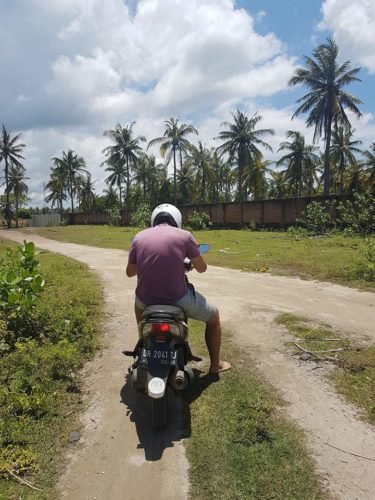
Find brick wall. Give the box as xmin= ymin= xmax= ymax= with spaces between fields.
xmin=68 ymin=194 xmax=361 ymax=227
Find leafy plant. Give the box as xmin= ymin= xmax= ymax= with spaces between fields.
xmin=106 ymin=206 xmax=121 ymax=226
xmin=336 ymin=193 xmax=375 ymax=235
xmin=299 ymin=201 xmax=335 ymax=234
xmin=187 ymin=211 xmax=212 ymax=231
xmin=130 ymin=203 xmax=151 ymax=227
xmin=0 ymin=241 xmax=44 ymax=316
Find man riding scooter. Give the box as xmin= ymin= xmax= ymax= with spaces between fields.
xmin=126 ymin=203 xmax=230 ymax=374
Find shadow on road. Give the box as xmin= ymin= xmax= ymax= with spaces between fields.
xmin=120 ymin=368 xmax=219 ymax=461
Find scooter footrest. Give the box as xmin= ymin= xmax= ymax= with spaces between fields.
xmin=122 ymin=350 xmax=135 ymax=357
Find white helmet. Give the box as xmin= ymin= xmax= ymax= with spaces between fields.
xmin=151 ymin=203 xmax=182 ymax=228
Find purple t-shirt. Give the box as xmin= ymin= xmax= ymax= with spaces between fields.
xmin=128 ymin=224 xmax=201 ymax=305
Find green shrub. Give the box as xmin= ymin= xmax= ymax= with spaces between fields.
xmin=0 ymin=445 xmax=38 ymax=478
xmin=106 ymin=207 xmax=121 ymax=226
xmin=355 ymin=237 xmax=375 ymax=282
xmin=17 ymin=208 xmax=32 ymax=220
xmin=336 ymin=193 xmax=375 ymax=235
xmin=130 ymin=203 xmax=151 ymax=227
xmin=300 ymin=201 xmax=335 ymax=235
xmin=187 ymin=211 xmax=212 ymax=231
xmin=0 ymin=242 xmax=45 ymax=351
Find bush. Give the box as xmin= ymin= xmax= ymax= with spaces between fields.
xmin=17 ymin=208 xmax=32 ymax=220
xmin=187 ymin=211 xmax=212 ymax=231
xmin=106 ymin=207 xmax=121 ymax=226
xmin=299 ymin=201 xmax=335 ymax=235
xmin=130 ymin=204 xmax=151 ymax=227
xmin=0 ymin=242 xmax=45 ymax=352
xmin=336 ymin=193 xmax=375 ymax=235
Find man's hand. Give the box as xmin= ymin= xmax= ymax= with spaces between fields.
xmin=190 ymin=255 xmax=207 ymax=273
xmin=126 ymin=263 xmax=137 ymax=277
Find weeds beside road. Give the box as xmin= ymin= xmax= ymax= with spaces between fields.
xmin=0 ymin=239 xmax=103 ymax=498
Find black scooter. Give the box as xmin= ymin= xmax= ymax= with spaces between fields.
xmin=124 ymin=244 xmax=209 ymax=429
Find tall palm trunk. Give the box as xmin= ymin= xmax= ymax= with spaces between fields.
xmin=119 ymin=183 xmax=123 ymax=209
xmin=5 ymin=157 xmax=11 ymax=228
xmin=69 ymin=172 xmax=74 ymax=213
xmin=323 ymin=119 xmax=332 ymax=195
xmin=339 ymin=155 xmax=345 ymax=195
xmin=15 ymin=193 xmax=19 ymax=228
xmin=173 ymin=147 xmax=177 ymax=205
xmin=126 ymin=158 xmax=130 ymax=209
xmin=238 ymin=147 xmax=244 ymax=201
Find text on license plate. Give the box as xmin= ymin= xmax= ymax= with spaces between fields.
xmin=142 ymin=349 xmax=177 ymax=361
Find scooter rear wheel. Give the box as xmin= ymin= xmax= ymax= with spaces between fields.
xmin=151 ymin=392 xmax=167 ymax=429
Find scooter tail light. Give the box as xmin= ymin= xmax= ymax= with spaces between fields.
xmin=141 ymin=321 xmax=183 ymax=339
xmin=151 ymin=323 xmax=170 ymax=333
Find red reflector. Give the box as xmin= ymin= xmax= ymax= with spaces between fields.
xmin=151 ymin=323 xmax=170 ymax=333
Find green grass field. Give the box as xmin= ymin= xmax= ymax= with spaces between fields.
xmin=20 ymin=225 xmax=375 ymax=289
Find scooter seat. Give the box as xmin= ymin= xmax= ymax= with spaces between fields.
xmin=141 ymin=304 xmax=186 ymax=321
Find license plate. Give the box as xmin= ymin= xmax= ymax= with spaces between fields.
xmin=141 ymin=347 xmax=177 ymax=366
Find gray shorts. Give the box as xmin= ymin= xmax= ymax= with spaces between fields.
xmin=135 ymin=287 xmax=217 ymax=322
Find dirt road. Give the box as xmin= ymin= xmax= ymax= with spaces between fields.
xmin=2 ymin=230 xmax=375 ymax=500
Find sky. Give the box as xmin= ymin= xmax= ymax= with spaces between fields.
xmin=1 ymin=0 xmax=375 ymax=206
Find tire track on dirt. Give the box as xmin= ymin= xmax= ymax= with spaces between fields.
xmin=1 ymin=231 xmax=189 ymax=500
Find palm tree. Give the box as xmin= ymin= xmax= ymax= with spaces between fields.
xmin=245 ymin=157 xmax=271 ymax=200
xmin=103 ymin=123 xmax=146 ymax=209
xmin=103 ymin=185 xmax=120 ymax=209
xmin=277 ymin=131 xmax=319 ymax=197
xmin=289 ymin=37 xmax=362 ymax=195
xmin=103 ymin=158 xmax=126 ymax=208
xmin=267 ymin=170 xmax=288 ymax=199
xmin=330 ymin=127 xmax=362 ymax=194
xmin=211 ymin=152 xmax=235 ymax=202
xmin=77 ymin=174 xmax=96 ymax=212
xmin=345 ymin=162 xmax=367 ymax=194
xmin=51 ymin=150 xmax=88 ymax=213
xmin=148 ymin=117 xmax=198 ymax=205
xmin=8 ymin=165 xmax=29 ymax=227
xmin=0 ymin=125 xmax=26 ymax=228
xmin=216 ymin=110 xmax=274 ymax=201
xmin=362 ymin=143 xmax=375 ymax=193
xmin=176 ymin=162 xmax=196 ymax=205
xmin=189 ymin=142 xmax=213 ymax=203
xmin=132 ymin=154 xmax=165 ymax=206
xmin=45 ymin=167 xmax=68 ymax=215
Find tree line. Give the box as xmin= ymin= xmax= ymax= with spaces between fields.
xmin=1 ymin=38 xmax=374 ymax=228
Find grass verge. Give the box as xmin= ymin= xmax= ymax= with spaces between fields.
xmin=0 ymin=239 xmax=103 ymax=498
xmin=276 ymin=313 xmax=375 ymax=426
xmin=21 ymin=226 xmax=375 ymax=290
xmin=183 ymin=320 xmax=324 ymax=499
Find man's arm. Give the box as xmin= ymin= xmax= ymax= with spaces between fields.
xmin=190 ymin=255 xmax=207 ymax=273
xmin=126 ymin=262 xmax=137 ymax=277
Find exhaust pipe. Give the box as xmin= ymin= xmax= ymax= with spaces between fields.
xmin=170 ymin=370 xmax=188 ymax=390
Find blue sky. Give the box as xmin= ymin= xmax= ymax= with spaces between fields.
xmin=1 ymin=0 xmax=374 ymax=206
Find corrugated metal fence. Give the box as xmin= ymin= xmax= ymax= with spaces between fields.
xmin=30 ymin=214 xmax=61 ymax=227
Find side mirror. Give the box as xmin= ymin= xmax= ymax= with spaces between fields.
xmin=199 ymin=243 xmax=210 ymax=254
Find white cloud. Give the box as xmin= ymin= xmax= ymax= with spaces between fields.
xmin=320 ymin=0 xmax=375 ymax=73
xmin=4 ymin=0 xmax=374 ymax=206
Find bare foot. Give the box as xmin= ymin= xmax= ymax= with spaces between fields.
xmin=209 ymin=360 xmax=231 ymax=374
